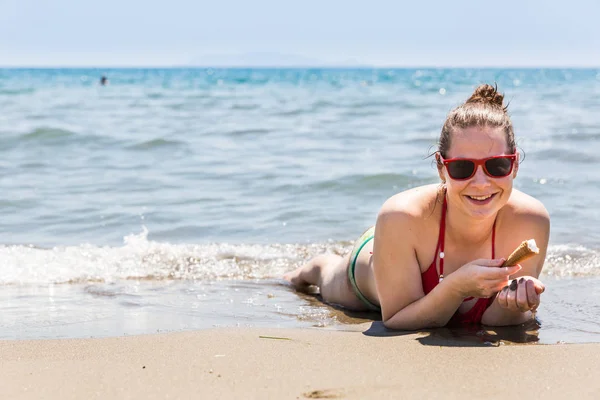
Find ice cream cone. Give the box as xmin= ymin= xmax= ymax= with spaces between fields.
xmin=504 ymin=239 xmax=539 ymax=266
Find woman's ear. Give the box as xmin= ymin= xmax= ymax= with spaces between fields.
xmin=436 ymin=153 xmax=446 ymax=182
xmin=513 ymin=152 xmax=520 ymax=178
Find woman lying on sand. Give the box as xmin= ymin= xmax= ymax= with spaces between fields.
xmin=285 ymin=84 xmax=550 ymax=330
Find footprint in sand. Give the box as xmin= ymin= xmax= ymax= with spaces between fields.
xmin=303 ymin=388 xmax=345 ymax=399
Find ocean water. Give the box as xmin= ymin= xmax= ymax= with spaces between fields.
xmin=1 ymin=68 xmax=599 ymax=344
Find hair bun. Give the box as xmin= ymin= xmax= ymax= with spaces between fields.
xmin=466 ymin=84 xmax=505 ymax=108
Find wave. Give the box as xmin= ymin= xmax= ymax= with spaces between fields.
xmin=146 ymin=92 xmax=165 ymax=99
xmin=548 ymin=131 xmax=600 ymax=142
xmin=229 ymin=103 xmax=261 ymax=110
xmin=0 ymin=87 xmax=36 ymax=95
xmin=297 ymin=173 xmax=429 ymax=194
xmin=544 ymin=245 xmax=600 ymax=277
xmin=1 ymin=228 xmax=597 ymax=286
xmin=528 ymin=148 xmax=600 ymax=164
xmin=21 ymin=127 xmax=76 ymax=141
xmin=0 ymin=228 xmax=346 ymax=285
xmin=226 ymin=128 xmax=271 ymax=137
xmin=127 ymin=138 xmax=187 ymax=150
xmin=6 ymin=127 xmax=126 ymax=150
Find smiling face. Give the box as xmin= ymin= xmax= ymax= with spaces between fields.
xmin=437 ymin=125 xmax=518 ymax=220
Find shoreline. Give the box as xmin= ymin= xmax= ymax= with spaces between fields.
xmin=2 ymin=325 xmax=599 ymax=399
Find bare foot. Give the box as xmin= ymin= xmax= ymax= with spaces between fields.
xmin=283 ymin=254 xmax=341 ymax=294
xmin=283 ymin=267 xmax=310 ymax=291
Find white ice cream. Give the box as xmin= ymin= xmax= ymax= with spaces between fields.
xmin=527 ymin=239 xmax=539 ymax=253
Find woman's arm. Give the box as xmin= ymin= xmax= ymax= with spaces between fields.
xmin=481 ymin=203 xmax=551 ymax=326
xmin=372 ymin=207 xmax=463 ymax=329
xmin=372 ymin=205 xmax=518 ymax=330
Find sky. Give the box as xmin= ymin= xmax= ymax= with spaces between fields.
xmin=1 ymin=0 xmax=599 ymax=67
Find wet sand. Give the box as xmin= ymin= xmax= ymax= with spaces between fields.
xmin=2 ymin=323 xmax=599 ymax=399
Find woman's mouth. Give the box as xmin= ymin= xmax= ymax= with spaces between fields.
xmin=465 ymin=193 xmax=497 ymax=205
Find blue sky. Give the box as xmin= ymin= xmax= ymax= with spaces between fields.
xmin=1 ymin=0 xmax=598 ymax=67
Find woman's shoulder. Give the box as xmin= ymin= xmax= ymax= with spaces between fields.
xmin=375 ymin=185 xmax=440 ymax=263
xmin=501 ymin=189 xmax=550 ymax=236
xmin=505 ymin=189 xmax=550 ymax=220
xmin=379 ymin=184 xmax=440 ymax=220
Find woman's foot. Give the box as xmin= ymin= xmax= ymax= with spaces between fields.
xmin=282 ymin=267 xmax=305 ymax=288
xmin=283 ymin=254 xmax=342 ymax=292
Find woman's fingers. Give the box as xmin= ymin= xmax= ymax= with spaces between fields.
xmin=475 ymin=258 xmax=506 ymax=267
xmin=497 ymin=286 xmax=509 ymax=308
xmin=526 ymin=279 xmax=540 ymax=310
xmin=527 ymin=277 xmax=545 ymax=295
xmin=506 ymin=280 xmax=519 ymax=311
xmin=516 ymin=278 xmax=529 ymax=311
xmin=499 ymin=277 xmax=542 ymax=312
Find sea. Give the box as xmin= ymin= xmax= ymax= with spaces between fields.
xmin=1 ymin=68 xmax=599 ymax=344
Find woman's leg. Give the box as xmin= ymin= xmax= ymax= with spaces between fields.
xmin=283 ymin=253 xmax=371 ymax=310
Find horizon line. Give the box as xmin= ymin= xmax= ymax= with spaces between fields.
xmin=1 ymin=64 xmax=600 ymax=69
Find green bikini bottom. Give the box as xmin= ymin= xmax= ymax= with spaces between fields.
xmin=347 ymin=226 xmax=381 ymax=311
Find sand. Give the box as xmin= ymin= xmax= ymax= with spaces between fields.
xmin=1 ymin=323 xmax=599 ymax=400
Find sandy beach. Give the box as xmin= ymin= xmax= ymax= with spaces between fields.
xmin=2 ymin=323 xmax=599 ymax=400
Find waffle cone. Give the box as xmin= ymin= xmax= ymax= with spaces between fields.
xmin=504 ymin=239 xmax=539 ymax=266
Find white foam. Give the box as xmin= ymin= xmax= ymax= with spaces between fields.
xmin=0 ymin=227 xmax=351 ymax=285
xmin=0 ymin=230 xmax=597 ymax=285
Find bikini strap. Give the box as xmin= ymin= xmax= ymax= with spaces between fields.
xmin=492 ymin=218 xmax=497 ymax=259
xmin=437 ymin=197 xmax=498 ymax=303
xmin=436 ymin=197 xmax=447 ymax=281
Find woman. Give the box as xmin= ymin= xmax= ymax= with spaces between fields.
xmin=284 ymin=84 xmax=550 ymax=330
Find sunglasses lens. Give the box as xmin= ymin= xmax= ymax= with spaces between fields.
xmin=485 ymin=157 xmax=513 ymax=177
xmin=447 ymin=160 xmax=475 ymax=179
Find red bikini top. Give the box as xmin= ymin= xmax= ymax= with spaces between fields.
xmin=421 ymin=197 xmax=496 ymax=324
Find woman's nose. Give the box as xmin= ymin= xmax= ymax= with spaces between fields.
xmin=470 ymin=164 xmax=490 ymax=185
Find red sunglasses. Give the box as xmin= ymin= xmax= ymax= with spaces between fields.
xmin=439 ymin=153 xmax=517 ymax=180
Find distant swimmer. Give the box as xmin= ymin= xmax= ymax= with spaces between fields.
xmin=100 ymin=76 xmax=108 ymax=86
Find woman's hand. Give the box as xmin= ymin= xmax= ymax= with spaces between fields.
xmin=496 ymin=275 xmax=545 ymax=312
xmin=451 ymin=258 xmax=521 ymax=299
